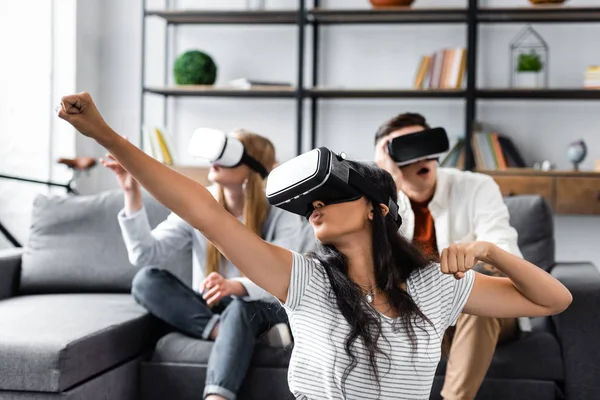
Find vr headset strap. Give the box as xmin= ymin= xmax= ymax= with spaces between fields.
xmin=216 ymin=136 xmax=229 ymax=161
xmin=347 ymin=168 xmax=402 ymax=228
xmin=241 ymin=151 xmax=269 ymax=179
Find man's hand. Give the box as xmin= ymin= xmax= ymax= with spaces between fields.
xmin=199 ymin=272 xmax=248 ymax=306
xmin=374 ymin=137 xmax=403 ymax=190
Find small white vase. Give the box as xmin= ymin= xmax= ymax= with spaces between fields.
xmin=246 ymin=0 xmax=265 ymax=9
xmin=514 ymin=72 xmax=541 ymax=88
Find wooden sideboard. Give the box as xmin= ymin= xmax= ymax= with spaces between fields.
xmin=479 ymin=169 xmax=600 ymax=215
xmin=171 ymin=165 xmax=211 ymax=186
xmin=169 ymin=165 xmax=600 ymax=216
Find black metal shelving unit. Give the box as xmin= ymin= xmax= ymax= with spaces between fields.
xmin=140 ymin=1 xmax=600 ymax=166
xmin=140 ymin=0 xmax=307 ymax=155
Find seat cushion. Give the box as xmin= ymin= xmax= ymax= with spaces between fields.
xmin=152 ymin=332 xmax=292 ymax=368
xmin=0 ymin=293 xmax=156 ymax=392
xmin=20 ymin=189 xmax=192 ymax=294
xmin=504 ymin=195 xmax=555 ymax=271
xmin=436 ymin=317 xmax=564 ymax=381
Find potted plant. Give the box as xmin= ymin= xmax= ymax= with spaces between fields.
xmin=515 ymin=50 xmax=543 ymax=88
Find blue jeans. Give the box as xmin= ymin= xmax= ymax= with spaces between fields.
xmin=131 ymin=266 xmax=289 ymax=400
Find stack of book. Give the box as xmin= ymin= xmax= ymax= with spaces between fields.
xmin=143 ymin=126 xmax=175 ymax=166
xmin=584 ymin=66 xmax=600 ymax=89
xmin=441 ymin=132 xmax=526 ymax=170
xmin=414 ymin=48 xmax=467 ymax=90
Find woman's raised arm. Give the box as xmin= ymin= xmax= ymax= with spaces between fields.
xmin=57 ymin=92 xmax=293 ymax=301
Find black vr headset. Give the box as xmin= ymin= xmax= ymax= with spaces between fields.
xmin=387 ymin=127 xmax=449 ymax=167
xmin=188 ymin=127 xmax=269 ymax=178
xmin=265 ymin=147 xmax=402 ymax=229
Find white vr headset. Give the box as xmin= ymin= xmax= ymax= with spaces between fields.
xmin=188 ymin=128 xmax=268 ymax=178
xmin=266 ymin=147 xmax=402 ymax=228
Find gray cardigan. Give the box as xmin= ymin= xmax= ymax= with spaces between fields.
xmin=118 ymin=200 xmax=316 ymax=302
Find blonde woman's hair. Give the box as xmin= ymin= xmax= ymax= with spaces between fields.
xmin=205 ymin=130 xmax=276 ymax=276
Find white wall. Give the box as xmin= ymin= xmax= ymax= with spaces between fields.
xmin=73 ymin=0 xmax=111 ymax=194
xmin=3 ymin=0 xmax=599 ymax=266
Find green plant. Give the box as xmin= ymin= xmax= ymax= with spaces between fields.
xmin=517 ymin=51 xmax=543 ymax=72
xmin=173 ymin=50 xmax=217 ymax=85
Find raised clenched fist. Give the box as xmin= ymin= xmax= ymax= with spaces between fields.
xmin=56 ymin=92 xmax=113 ymax=143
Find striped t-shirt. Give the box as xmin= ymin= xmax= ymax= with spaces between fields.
xmin=282 ymin=251 xmax=475 ymax=400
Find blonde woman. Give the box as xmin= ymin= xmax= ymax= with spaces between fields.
xmin=102 ymin=129 xmax=314 ymax=400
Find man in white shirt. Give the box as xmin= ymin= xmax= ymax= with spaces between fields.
xmin=374 ymin=112 xmax=521 ymax=400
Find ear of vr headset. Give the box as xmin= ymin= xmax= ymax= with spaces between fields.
xmin=188 ymin=128 xmax=269 ymax=178
xmin=265 ymin=147 xmax=402 ymax=229
xmin=387 ymin=127 xmax=450 ymax=167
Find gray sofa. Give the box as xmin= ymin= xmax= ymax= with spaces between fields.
xmin=0 ymin=191 xmax=598 ymax=400
xmin=0 ymin=190 xmax=191 ymax=399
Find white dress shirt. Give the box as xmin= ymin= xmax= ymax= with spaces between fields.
xmin=398 ymin=167 xmax=523 ymax=259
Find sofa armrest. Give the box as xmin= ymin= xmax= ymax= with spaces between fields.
xmin=0 ymin=248 xmax=22 ymax=300
xmin=551 ymin=262 xmax=600 ymax=400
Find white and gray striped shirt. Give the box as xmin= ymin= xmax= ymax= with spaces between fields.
xmin=282 ymin=251 xmax=475 ymax=400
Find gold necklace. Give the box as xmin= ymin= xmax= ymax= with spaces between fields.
xmin=357 ymin=283 xmax=379 ymax=304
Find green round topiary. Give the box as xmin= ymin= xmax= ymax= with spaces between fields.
xmin=173 ymin=50 xmax=217 ymax=85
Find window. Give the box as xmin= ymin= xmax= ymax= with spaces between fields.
xmin=0 ymin=0 xmax=76 ymax=247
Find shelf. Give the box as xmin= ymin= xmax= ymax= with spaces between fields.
xmin=145 ymin=10 xmax=299 ymax=24
xmin=476 ymin=89 xmax=600 ymax=100
xmin=144 ymin=85 xmax=297 ymax=98
xmin=478 ymin=168 xmax=600 ymax=178
xmin=308 ymin=88 xmax=465 ymax=99
xmin=309 ymin=7 xmax=467 ymax=24
xmin=144 ymin=87 xmax=600 ymax=100
xmin=478 ymin=6 xmax=600 ymax=23
xmin=145 ymin=6 xmax=600 ymax=25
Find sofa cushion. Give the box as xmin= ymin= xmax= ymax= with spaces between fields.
xmin=0 ymin=293 xmax=156 ymax=392
xmin=436 ymin=317 xmax=564 ymax=381
xmin=152 ymin=332 xmax=292 ymax=368
xmin=20 ymin=189 xmax=192 ymax=294
xmin=504 ymin=195 xmax=555 ymax=271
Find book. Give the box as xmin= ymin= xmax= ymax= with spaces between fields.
xmin=468 ymin=127 xmax=526 ymax=170
xmin=440 ymin=138 xmax=465 ymax=168
xmin=142 ymin=126 xmax=175 ymax=166
xmin=497 ymin=135 xmax=526 ymax=168
xmin=227 ymin=78 xmax=292 ymax=89
xmin=489 ymin=133 xmax=507 ymax=170
xmin=414 ymin=55 xmax=432 ymax=89
xmin=419 ymin=47 xmax=466 ymax=90
xmin=584 ymin=66 xmax=600 ymax=89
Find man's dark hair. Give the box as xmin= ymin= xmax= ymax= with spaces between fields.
xmin=374 ymin=112 xmax=431 ymax=145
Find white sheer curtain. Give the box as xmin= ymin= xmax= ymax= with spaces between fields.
xmin=0 ymin=0 xmax=76 ymax=248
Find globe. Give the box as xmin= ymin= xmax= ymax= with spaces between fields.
xmin=566 ymin=139 xmax=587 ymax=171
